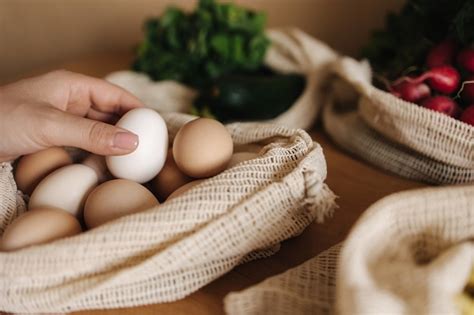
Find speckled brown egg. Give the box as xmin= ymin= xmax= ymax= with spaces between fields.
xmin=173 ymin=118 xmax=233 ymax=178
xmin=152 ymin=149 xmax=193 ymax=201
xmin=15 ymin=147 xmax=72 ymax=195
xmin=0 ymin=207 xmax=82 ymax=251
xmin=84 ymin=179 xmax=159 ymax=229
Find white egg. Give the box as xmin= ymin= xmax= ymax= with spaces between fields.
xmin=106 ymin=108 xmax=168 ymax=183
xmin=29 ymin=164 xmax=98 ymax=217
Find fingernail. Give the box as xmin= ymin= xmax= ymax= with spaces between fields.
xmin=113 ymin=132 xmax=139 ymax=150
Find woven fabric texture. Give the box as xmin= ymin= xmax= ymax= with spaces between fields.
xmin=325 ymin=57 xmax=474 ymax=184
xmin=359 ymin=88 xmax=474 ymax=169
xmin=224 ymin=243 xmax=341 ymax=315
xmin=323 ymin=97 xmax=474 ymax=184
xmin=337 ymin=185 xmax=474 ymax=315
xmin=264 ymin=28 xmax=338 ymax=130
xmin=0 ymin=112 xmax=336 ymax=313
xmin=0 ymin=163 xmax=27 ymax=236
xmin=225 ymin=186 xmax=474 ymax=315
xmin=106 ymin=28 xmax=339 ymax=130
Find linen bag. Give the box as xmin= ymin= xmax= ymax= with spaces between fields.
xmin=224 ymin=243 xmax=341 ymax=315
xmin=225 ymin=185 xmax=474 ymax=315
xmin=324 ymin=57 xmax=474 ymax=184
xmin=337 ymin=185 xmax=474 ymax=315
xmin=0 ymin=112 xmax=336 ymax=313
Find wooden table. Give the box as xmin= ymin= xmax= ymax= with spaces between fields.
xmin=23 ymin=53 xmax=426 ymax=315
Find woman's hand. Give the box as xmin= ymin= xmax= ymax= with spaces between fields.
xmin=0 ymin=70 xmax=143 ymax=162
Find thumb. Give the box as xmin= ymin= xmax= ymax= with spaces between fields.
xmin=43 ymin=109 xmax=138 ymax=156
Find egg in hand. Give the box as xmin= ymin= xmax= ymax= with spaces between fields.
xmin=106 ymin=108 xmax=168 ymax=183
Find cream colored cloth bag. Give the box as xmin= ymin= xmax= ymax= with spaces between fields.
xmin=0 ymin=112 xmax=336 ymax=313
xmin=337 ymin=185 xmax=474 ymax=315
xmin=224 ymin=243 xmax=341 ymax=315
xmin=225 ymin=185 xmax=474 ymax=315
xmin=106 ymin=28 xmax=338 ymax=130
xmin=325 ymin=57 xmax=474 ymax=184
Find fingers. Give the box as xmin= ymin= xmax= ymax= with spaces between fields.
xmin=43 ymin=108 xmax=139 ymax=156
xmin=66 ymin=72 xmax=144 ymax=115
xmin=0 ymin=155 xmax=18 ymax=163
xmin=87 ymin=108 xmax=119 ymax=124
xmin=1 ymin=70 xmax=144 ymax=117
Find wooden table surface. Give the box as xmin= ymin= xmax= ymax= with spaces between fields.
xmin=22 ymin=53 xmax=426 ymax=315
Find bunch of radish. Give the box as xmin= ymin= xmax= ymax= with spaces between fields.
xmin=388 ymin=39 xmax=474 ymax=126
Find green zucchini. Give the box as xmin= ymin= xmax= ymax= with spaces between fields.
xmin=195 ymin=72 xmax=305 ymax=122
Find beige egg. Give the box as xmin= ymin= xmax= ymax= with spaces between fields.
xmin=29 ymin=164 xmax=98 ymax=217
xmin=15 ymin=147 xmax=72 ymax=195
xmin=227 ymin=152 xmax=259 ymax=169
xmin=152 ymin=149 xmax=193 ymax=201
xmin=82 ymin=154 xmax=111 ymax=183
xmin=84 ymin=179 xmax=159 ymax=229
xmin=167 ymin=179 xmax=205 ymax=201
xmin=173 ymin=118 xmax=233 ymax=178
xmin=0 ymin=207 xmax=82 ymax=252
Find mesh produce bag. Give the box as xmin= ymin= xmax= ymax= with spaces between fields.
xmin=225 ymin=185 xmax=474 ymax=315
xmin=325 ymin=57 xmax=474 ymax=184
xmin=224 ymin=243 xmax=341 ymax=315
xmin=0 ymin=112 xmax=336 ymax=313
xmin=106 ymin=28 xmax=339 ymax=130
xmin=337 ymin=185 xmax=474 ymax=315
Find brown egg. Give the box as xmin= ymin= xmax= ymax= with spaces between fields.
xmin=82 ymin=154 xmax=111 ymax=183
xmin=15 ymin=147 xmax=72 ymax=195
xmin=227 ymin=152 xmax=259 ymax=169
xmin=0 ymin=207 xmax=82 ymax=251
xmin=167 ymin=179 xmax=205 ymax=201
xmin=84 ymin=179 xmax=159 ymax=229
xmin=152 ymin=149 xmax=193 ymax=201
xmin=173 ymin=118 xmax=233 ymax=178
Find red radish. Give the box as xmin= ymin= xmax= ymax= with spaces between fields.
xmin=421 ymin=96 xmax=461 ymax=117
xmin=461 ymin=105 xmax=474 ymax=126
xmin=457 ymin=48 xmax=474 ymax=73
xmin=390 ymin=81 xmax=430 ymax=103
xmin=394 ymin=66 xmax=460 ymax=94
xmin=426 ymin=39 xmax=457 ymax=68
xmin=460 ymin=76 xmax=474 ymax=103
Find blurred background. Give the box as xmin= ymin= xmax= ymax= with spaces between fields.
xmin=0 ymin=0 xmax=404 ymax=84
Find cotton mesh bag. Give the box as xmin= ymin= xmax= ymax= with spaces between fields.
xmin=224 ymin=243 xmax=341 ymax=315
xmin=225 ymin=185 xmax=474 ymax=315
xmin=0 ymin=112 xmax=336 ymax=313
xmin=106 ymin=28 xmax=339 ymax=130
xmin=324 ymin=57 xmax=474 ymax=184
xmin=337 ymin=185 xmax=474 ymax=315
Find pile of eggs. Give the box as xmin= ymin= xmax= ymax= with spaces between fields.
xmin=1 ymin=108 xmax=260 ymax=251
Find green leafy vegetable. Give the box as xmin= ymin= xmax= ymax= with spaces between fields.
xmin=362 ymin=0 xmax=474 ymax=79
xmin=132 ymin=0 xmax=270 ymax=89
